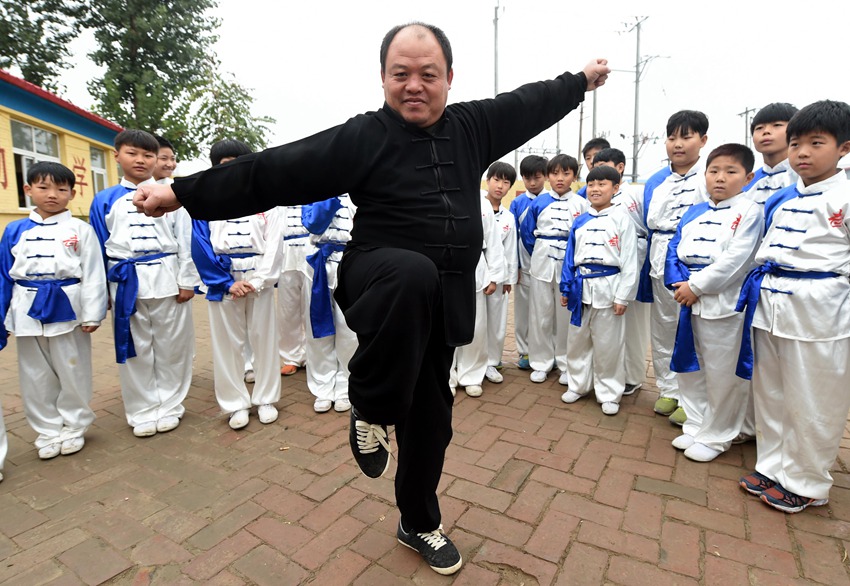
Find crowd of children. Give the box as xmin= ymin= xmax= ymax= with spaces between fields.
xmin=0 ymin=99 xmax=848 ymax=516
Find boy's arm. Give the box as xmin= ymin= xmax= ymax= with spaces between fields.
xmin=88 ymin=194 xmax=111 ymax=270
xmin=519 ymin=199 xmax=541 ymax=255
xmin=301 ymin=197 xmax=344 ymax=235
xmin=0 ymin=226 xmax=15 ymax=350
xmin=79 ymin=224 xmax=108 ymax=326
xmin=248 ymin=209 xmax=283 ymax=293
xmin=172 ymin=208 xmax=200 ymax=290
xmin=664 ymin=221 xmax=690 ymax=290
xmin=481 ymin=202 xmax=507 ymax=286
xmin=504 ymin=211 xmax=519 ymax=285
xmin=190 ymin=219 xmax=235 ymax=299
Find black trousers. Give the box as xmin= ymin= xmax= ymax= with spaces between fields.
xmin=336 ymin=246 xmax=455 ymax=531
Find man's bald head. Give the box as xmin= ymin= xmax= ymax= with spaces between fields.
xmin=380 ymin=22 xmax=453 ymax=74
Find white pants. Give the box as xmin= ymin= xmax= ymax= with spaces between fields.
xmin=650 ymin=277 xmax=679 ymax=399
xmin=528 ymin=276 xmax=569 ymax=373
xmin=0 ymin=401 xmax=6 ymax=470
xmin=118 ymin=296 xmax=194 ymax=427
xmin=17 ymin=329 xmax=95 ymax=449
xmin=486 ymin=288 xmax=509 ymax=367
xmin=679 ymin=314 xmax=751 ymax=451
xmin=304 ymin=280 xmax=356 ymax=402
xmin=277 ymin=270 xmax=307 ymax=367
xmin=567 ymin=305 xmax=626 ymax=403
xmin=753 ymin=329 xmax=850 ymax=500
xmin=451 ymin=289 xmax=488 ymax=387
xmin=208 ymin=288 xmax=281 ymax=413
xmin=514 ymin=270 xmax=531 ymax=356
xmin=624 ymin=301 xmax=650 ymax=386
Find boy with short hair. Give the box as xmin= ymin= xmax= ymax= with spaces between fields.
xmin=593 ymin=148 xmax=649 ymax=394
xmin=192 ymin=139 xmax=282 ymax=429
xmin=153 ymin=135 xmax=177 ymax=184
xmin=665 ymin=144 xmax=762 ymax=462
xmin=642 ymin=110 xmax=710 ymax=421
xmin=522 ymin=154 xmax=589 ymax=384
xmin=744 ymin=103 xmax=799 ymax=204
xmin=560 ymin=165 xmax=637 ymax=414
xmin=509 ymin=155 xmax=548 ymax=370
xmin=577 ymin=137 xmax=612 ymax=198
xmin=89 ymin=129 xmax=199 ymax=438
xmin=0 ymin=162 xmax=107 ymax=459
xmin=483 ymin=162 xmax=518 ymax=384
xmin=737 ymin=100 xmax=850 ymax=512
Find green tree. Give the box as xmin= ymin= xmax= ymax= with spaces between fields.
xmin=0 ymin=0 xmax=86 ymax=92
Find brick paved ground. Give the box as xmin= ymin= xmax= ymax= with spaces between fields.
xmin=2 ymin=300 xmax=850 ymax=585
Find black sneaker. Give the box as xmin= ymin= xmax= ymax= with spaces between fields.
xmin=397 ymin=520 xmax=463 ymax=575
xmin=623 ymin=382 xmax=642 ymax=396
xmin=349 ymin=408 xmax=391 ymax=478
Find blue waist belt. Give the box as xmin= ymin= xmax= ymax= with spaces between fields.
xmin=16 ymin=278 xmax=81 ymax=324
xmin=669 ymin=263 xmax=710 ymax=373
xmin=206 ymin=252 xmax=258 ymax=302
xmin=306 ymin=241 xmax=346 ymax=338
xmin=566 ymin=264 xmax=620 ymax=327
xmin=734 ymin=261 xmax=840 ymax=379
xmin=107 ymin=252 xmax=174 ymax=363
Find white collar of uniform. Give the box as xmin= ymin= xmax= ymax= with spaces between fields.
xmin=29 ymin=209 xmax=72 ymax=225
xmin=709 ymin=192 xmax=744 ymax=210
xmin=552 ymin=191 xmax=573 ymax=201
xmin=156 ymin=177 xmax=174 ymax=185
xmin=587 ymin=205 xmax=612 ymax=217
xmin=795 ymin=169 xmax=847 ymax=194
xmin=120 ymin=177 xmax=156 ymax=190
xmin=669 ymin=159 xmax=705 ymax=180
xmin=763 ymin=158 xmax=791 ymax=174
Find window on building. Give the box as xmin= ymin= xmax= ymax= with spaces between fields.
xmin=90 ymin=146 xmax=108 ymax=195
xmin=11 ymin=120 xmax=60 ymax=208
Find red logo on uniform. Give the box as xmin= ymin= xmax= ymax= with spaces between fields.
xmin=829 ymin=210 xmax=844 ymax=228
xmin=63 ymin=235 xmax=79 ymax=252
xmin=608 ymin=234 xmax=620 ymax=251
xmin=730 ymin=214 xmax=741 ymax=231
xmin=573 ymin=211 xmax=581 ymax=218
xmin=628 ymin=201 xmax=638 ymax=212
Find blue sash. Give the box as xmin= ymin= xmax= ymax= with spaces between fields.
xmin=306 ymin=242 xmax=346 ymax=338
xmin=16 ymin=278 xmax=81 ymax=324
xmin=566 ymin=264 xmax=620 ymax=327
xmin=669 ymin=264 xmax=709 ymax=373
xmin=205 ymin=252 xmax=259 ymax=302
xmin=107 ymin=252 xmax=174 ymax=363
xmin=734 ymin=261 xmax=840 ymax=379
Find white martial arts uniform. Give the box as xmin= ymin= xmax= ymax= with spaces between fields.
xmin=665 ymin=193 xmax=762 ymax=451
xmin=277 ymin=206 xmax=313 ymax=368
xmin=192 ymin=210 xmax=283 ymax=414
xmin=643 ymin=162 xmax=708 ymax=399
xmin=0 ymin=210 xmax=107 ymax=449
xmin=486 ymin=203 xmax=518 ymax=368
xmin=90 ymin=178 xmax=200 ymax=428
xmin=743 ymin=159 xmax=797 ymax=206
xmin=522 ymin=191 xmax=589 ymax=374
xmin=612 ymin=184 xmax=651 ymax=387
xmin=509 ymin=192 xmax=540 ymax=359
xmin=746 ymin=171 xmax=850 ymax=500
xmin=562 ymin=205 xmax=638 ymax=403
xmin=451 ymin=197 xmax=508 ymax=388
xmin=302 ymin=195 xmax=357 ymax=404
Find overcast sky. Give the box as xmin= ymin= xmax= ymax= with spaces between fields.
xmin=57 ymin=0 xmax=850 ymax=179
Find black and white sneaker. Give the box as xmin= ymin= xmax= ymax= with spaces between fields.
xmin=349 ymin=408 xmax=391 ymax=478
xmin=397 ymin=520 xmax=463 ymax=575
xmin=622 ymin=382 xmax=642 ymax=396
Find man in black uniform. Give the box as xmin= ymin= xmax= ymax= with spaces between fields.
xmin=136 ymin=22 xmax=609 ymax=575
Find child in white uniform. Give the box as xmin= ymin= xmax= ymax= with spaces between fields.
xmin=192 ymin=140 xmax=283 ymax=430
xmin=665 ymin=144 xmax=762 ymax=462
xmin=521 ymin=154 xmax=589 ymax=384
xmin=560 ymin=165 xmax=638 ymax=414
xmin=90 ymin=130 xmax=199 ymax=438
xmin=0 ymin=162 xmax=107 ymax=459
xmin=738 ymin=100 xmax=850 ymax=513
xmin=277 ymin=205 xmax=313 ymax=376
xmin=744 ymin=103 xmax=799 ymax=206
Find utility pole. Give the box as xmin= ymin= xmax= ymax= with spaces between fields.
xmin=625 ymin=17 xmax=648 ymax=183
xmin=493 ymin=1 xmax=500 ymax=96
xmin=738 ymin=106 xmax=756 ymax=148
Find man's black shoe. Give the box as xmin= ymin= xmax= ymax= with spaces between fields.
xmin=349 ymin=408 xmax=391 ymax=478
xmin=397 ymin=520 xmax=463 ymax=575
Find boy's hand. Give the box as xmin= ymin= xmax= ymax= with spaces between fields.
xmin=134 ymin=184 xmax=182 ymax=217
xmin=672 ymin=281 xmax=699 ymax=307
xmin=81 ymin=325 xmax=99 ymax=333
xmin=228 ymin=281 xmax=255 ymax=298
xmin=484 ymin=282 xmax=497 ymax=295
xmin=176 ymin=288 xmax=195 ymax=303
xmin=583 ymin=59 xmax=610 ymax=91
xmin=503 ymin=284 xmax=512 ymax=294
xmin=560 ymin=295 xmax=568 ymax=307
xmin=613 ymin=303 xmax=627 ymax=316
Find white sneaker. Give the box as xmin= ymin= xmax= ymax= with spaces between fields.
xmin=484 ymin=366 xmax=503 ymax=383
xmin=561 ymin=390 xmax=582 ymax=404
xmin=465 ymin=385 xmax=483 ymax=397
xmin=133 ymin=421 xmax=158 ymax=438
xmin=449 ymin=386 xmax=456 ymax=397
xmin=672 ymin=433 xmax=695 ymax=450
xmin=258 ymin=404 xmax=279 ymax=424
xmin=601 ymin=402 xmax=619 ymax=415
xmin=229 ymin=409 xmax=250 ymax=429
xmin=334 ymin=398 xmax=352 ymax=412
xmin=313 ymin=399 xmax=332 ymax=413
xmin=38 ymin=443 xmax=61 ymax=460
xmin=243 ymin=369 xmax=255 ymax=383
xmin=0 ymin=471 xmax=4 ymax=482
xmin=156 ymin=416 xmax=180 ymax=433
xmin=558 ymin=372 xmax=570 ymax=386
xmin=60 ymin=437 xmax=85 ymax=455
xmin=530 ymin=370 xmax=547 ymax=383
xmin=684 ymin=442 xmax=722 ymax=462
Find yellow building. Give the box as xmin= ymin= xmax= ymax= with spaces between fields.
xmin=0 ymin=70 xmax=122 ymax=229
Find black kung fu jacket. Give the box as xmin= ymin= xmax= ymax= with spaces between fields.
xmin=172 ymin=71 xmax=588 ymax=346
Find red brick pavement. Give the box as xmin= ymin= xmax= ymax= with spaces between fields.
xmin=1 ymin=301 xmax=850 ymax=584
